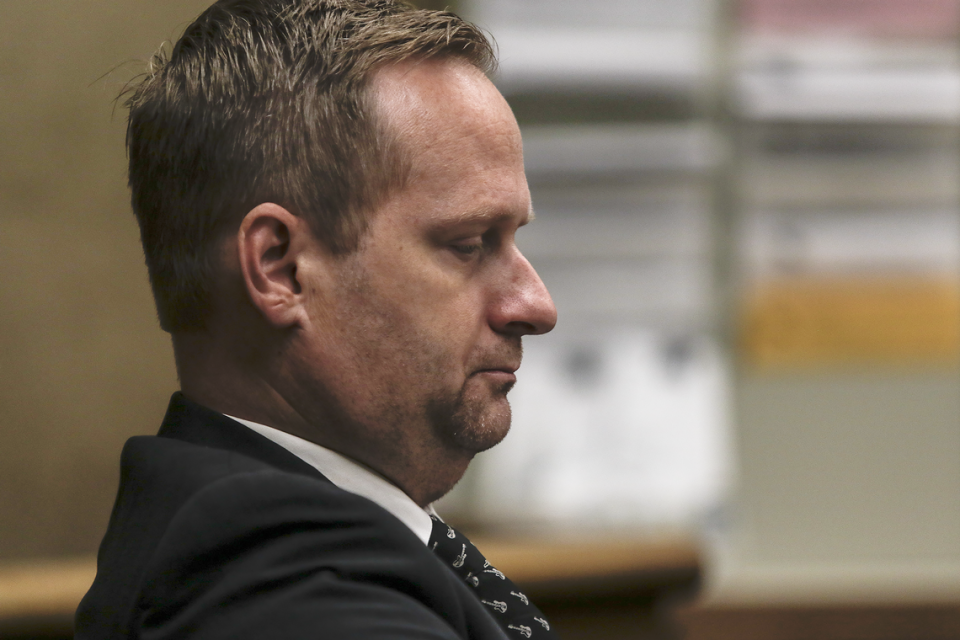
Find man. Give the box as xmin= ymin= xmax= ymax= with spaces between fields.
xmin=75 ymin=0 xmax=557 ymax=638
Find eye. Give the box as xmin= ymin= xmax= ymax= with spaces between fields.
xmin=450 ymin=239 xmax=484 ymax=256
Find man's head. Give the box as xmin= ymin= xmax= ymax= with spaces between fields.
xmin=129 ymin=0 xmax=556 ymax=504
xmin=127 ymin=0 xmax=494 ymax=332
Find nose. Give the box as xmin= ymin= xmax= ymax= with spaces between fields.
xmin=489 ymin=249 xmax=558 ymax=337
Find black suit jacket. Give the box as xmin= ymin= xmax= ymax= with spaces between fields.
xmin=76 ymin=393 xmax=508 ymax=640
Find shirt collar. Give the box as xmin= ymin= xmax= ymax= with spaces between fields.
xmin=225 ymin=414 xmax=436 ymax=545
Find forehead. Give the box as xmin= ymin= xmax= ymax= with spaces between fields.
xmin=371 ymin=58 xmax=523 ymax=170
xmin=368 ymin=58 xmax=530 ymax=226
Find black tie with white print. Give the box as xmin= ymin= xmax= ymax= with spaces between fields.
xmin=429 ymin=515 xmax=559 ymax=640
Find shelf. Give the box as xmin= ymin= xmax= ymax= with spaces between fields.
xmin=491 ymin=28 xmax=710 ymax=95
xmin=522 ymin=122 xmax=719 ymax=179
xmin=737 ymin=67 xmax=960 ymax=122
xmin=735 ymin=39 xmax=960 ymax=122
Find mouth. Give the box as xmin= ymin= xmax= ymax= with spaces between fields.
xmin=472 ymin=366 xmax=518 ymax=389
xmin=477 ymin=364 xmax=517 ymax=374
xmin=473 ymin=360 xmax=518 ymax=375
xmin=470 ymin=343 xmax=522 ymax=389
xmin=474 ymin=372 xmax=516 ymax=398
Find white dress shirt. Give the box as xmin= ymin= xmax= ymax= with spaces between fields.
xmin=225 ymin=414 xmax=437 ymax=545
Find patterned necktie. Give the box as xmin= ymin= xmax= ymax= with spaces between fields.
xmin=429 ymin=515 xmax=559 ymax=640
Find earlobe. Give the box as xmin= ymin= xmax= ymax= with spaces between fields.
xmin=237 ymin=203 xmax=309 ymax=329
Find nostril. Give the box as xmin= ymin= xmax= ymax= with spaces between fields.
xmin=506 ymin=321 xmax=537 ymax=335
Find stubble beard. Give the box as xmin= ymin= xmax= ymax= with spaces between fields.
xmin=428 ymin=374 xmax=515 ymax=455
xmin=355 ymin=354 xmax=517 ymax=506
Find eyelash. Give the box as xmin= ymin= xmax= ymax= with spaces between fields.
xmin=451 ymin=241 xmax=483 ymax=256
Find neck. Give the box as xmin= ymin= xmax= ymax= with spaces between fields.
xmin=172 ymin=331 xmax=302 ymax=432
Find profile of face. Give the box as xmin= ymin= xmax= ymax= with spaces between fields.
xmin=284 ymin=58 xmax=557 ymax=502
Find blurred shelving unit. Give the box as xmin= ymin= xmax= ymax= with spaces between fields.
xmin=716 ymin=0 xmax=960 ymax=607
xmin=452 ymin=0 xmax=960 ymax=622
xmin=733 ymin=0 xmax=960 ymax=371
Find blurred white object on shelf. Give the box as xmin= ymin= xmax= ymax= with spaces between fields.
xmin=473 ymin=329 xmax=732 ymax=531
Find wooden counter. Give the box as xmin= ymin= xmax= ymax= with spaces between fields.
xmin=0 ymin=536 xmax=701 ymax=639
xmin=0 ymin=556 xmax=96 ymax=636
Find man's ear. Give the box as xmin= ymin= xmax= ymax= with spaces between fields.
xmin=237 ymin=203 xmax=314 ymax=329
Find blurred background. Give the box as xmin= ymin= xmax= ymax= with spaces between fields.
xmin=2 ymin=0 xmax=960 ymax=638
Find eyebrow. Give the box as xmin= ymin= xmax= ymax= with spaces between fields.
xmin=441 ymin=205 xmax=536 ymax=228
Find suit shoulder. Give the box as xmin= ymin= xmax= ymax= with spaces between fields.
xmin=155 ymin=465 xmax=416 ymax=555
xmin=136 ymin=470 xmax=469 ymax=639
xmin=121 ymin=434 xmax=278 ymax=486
xmin=77 ymin=436 xmax=335 ymax=639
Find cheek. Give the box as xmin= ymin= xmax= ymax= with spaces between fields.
xmin=385 ymin=295 xmax=486 ymax=388
xmin=354 ymin=248 xmax=491 ymax=366
xmin=380 ymin=269 xmax=483 ymax=338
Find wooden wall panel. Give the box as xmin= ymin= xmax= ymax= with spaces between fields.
xmin=0 ymin=1 xmax=214 ymax=559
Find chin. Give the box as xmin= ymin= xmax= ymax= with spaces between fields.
xmin=427 ymin=374 xmax=515 ymax=455
xmin=446 ymin=398 xmax=512 ymax=454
